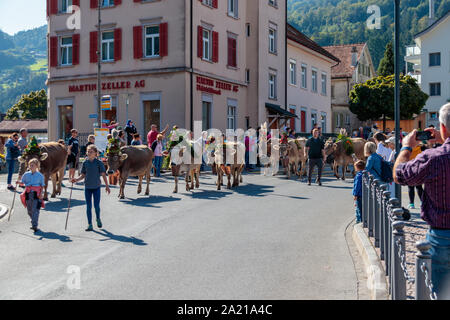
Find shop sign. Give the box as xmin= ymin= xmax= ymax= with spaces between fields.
xmin=101 ymin=95 xmax=112 ymax=110
xmin=196 ymin=76 xmax=239 ymax=95
xmin=68 ymin=80 xmax=146 ymax=93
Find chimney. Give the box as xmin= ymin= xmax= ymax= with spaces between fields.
xmin=351 ymin=46 xmax=358 ymax=67
xmin=429 ymin=0 xmax=436 ymax=26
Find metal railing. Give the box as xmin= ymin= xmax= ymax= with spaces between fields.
xmin=362 ymin=172 xmax=438 ymax=300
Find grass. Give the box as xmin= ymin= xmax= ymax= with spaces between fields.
xmin=29 ymin=58 xmax=47 ymax=73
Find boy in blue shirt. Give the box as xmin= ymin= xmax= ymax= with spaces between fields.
xmin=21 ymin=158 xmax=45 ymax=233
xmin=352 ymin=160 xmax=366 ymax=224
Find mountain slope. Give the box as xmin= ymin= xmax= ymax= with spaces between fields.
xmin=288 ymin=0 xmax=450 ymax=70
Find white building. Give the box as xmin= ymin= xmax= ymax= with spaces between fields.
xmin=405 ymin=9 xmax=450 ymax=127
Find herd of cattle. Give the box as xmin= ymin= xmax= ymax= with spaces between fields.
xmin=16 ymin=134 xmax=369 ymax=202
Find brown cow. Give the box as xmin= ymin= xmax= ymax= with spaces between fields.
xmin=324 ymin=137 xmax=367 ymax=180
xmin=106 ymin=145 xmax=153 ymax=199
xmin=208 ymin=141 xmax=245 ymax=190
xmin=18 ymin=141 xmax=68 ymax=201
xmin=169 ymin=144 xmax=201 ymax=194
xmin=278 ymin=138 xmax=307 ymax=179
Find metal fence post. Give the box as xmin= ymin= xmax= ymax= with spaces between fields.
xmin=382 ymin=190 xmax=391 ymax=271
xmin=378 ymin=184 xmax=388 ymax=260
xmin=368 ymin=174 xmax=374 ymax=237
xmin=392 ymin=220 xmax=406 ymax=300
xmin=373 ymin=179 xmax=381 ymax=247
xmin=415 ymin=241 xmax=432 ymax=300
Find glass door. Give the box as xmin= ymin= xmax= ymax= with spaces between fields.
xmin=59 ymin=105 xmax=73 ymax=141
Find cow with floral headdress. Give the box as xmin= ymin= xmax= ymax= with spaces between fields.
xmin=18 ymin=137 xmax=68 ymax=201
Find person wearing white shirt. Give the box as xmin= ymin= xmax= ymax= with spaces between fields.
xmin=374 ymin=132 xmax=392 ymax=161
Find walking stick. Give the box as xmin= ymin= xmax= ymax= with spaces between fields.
xmin=65 ymin=182 xmax=74 ymax=231
xmin=7 ymin=183 xmax=18 ymax=222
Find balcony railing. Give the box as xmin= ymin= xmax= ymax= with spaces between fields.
xmin=406 ymin=45 xmax=421 ymax=57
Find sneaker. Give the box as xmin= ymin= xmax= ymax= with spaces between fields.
xmin=317 ymin=181 xmax=322 ymax=186
xmin=307 ymin=181 xmax=311 ymax=186
xmin=85 ymin=224 xmax=94 ymax=232
xmin=96 ymin=219 xmax=103 ymax=229
xmin=7 ymin=185 xmax=16 ymax=191
xmin=408 ymin=203 xmax=415 ymax=209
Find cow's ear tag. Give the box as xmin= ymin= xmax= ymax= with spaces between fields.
xmin=40 ymin=153 xmax=48 ymax=161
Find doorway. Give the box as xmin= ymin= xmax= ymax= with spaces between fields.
xmin=144 ymin=100 xmax=161 ymax=134
xmin=59 ymin=105 xmax=73 ymax=141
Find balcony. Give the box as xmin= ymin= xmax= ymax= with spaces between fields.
xmin=405 ymin=45 xmax=421 ymax=64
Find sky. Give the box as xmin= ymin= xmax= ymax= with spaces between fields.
xmin=0 ymin=0 xmax=46 ymax=35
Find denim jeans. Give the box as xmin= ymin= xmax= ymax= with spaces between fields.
xmin=355 ymin=197 xmax=362 ymax=223
xmin=153 ymin=156 xmax=163 ymax=177
xmin=426 ymin=228 xmax=450 ymax=299
xmin=6 ymin=159 xmax=15 ymax=185
xmin=85 ymin=187 xmax=101 ymax=225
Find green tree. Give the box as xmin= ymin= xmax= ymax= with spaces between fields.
xmin=5 ymin=89 xmax=47 ymax=120
xmin=349 ymin=75 xmax=428 ymax=130
xmin=377 ymin=41 xmax=394 ymax=76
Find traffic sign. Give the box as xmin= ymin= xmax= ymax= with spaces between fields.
xmin=101 ymin=95 xmax=112 ymax=110
xmin=89 ymin=114 xmax=98 ymax=119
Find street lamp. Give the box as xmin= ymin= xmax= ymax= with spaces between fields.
xmin=97 ymin=0 xmax=102 ymax=128
xmin=394 ymin=0 xmax=401 ymax=200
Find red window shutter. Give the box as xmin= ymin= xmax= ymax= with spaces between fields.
xmin=212 ymin=31 xmax=219 ymax=63
xmin=212 ymin=0 xmax=218 ymax=8
xmin=46 ymin=0 xmax=50 ymax=17
xmin=227 ymin=38 xmax=232 ymax=66
xmin=133 ymin=26 xmax=143 ymax=59
xmin=133 ymin=0 xmax=141 ymax=2
xmin=90 ymin=0 xmax=98 ymax=9
xmin=232 ymin=38 xmax=237 ymax=67
xmin=50 ymin=0 xmax=58 ymax=15
xmin=50 ymin=36 xmax=58 ymax=67
xmin=159 ymin=23 xmax=168 ymax=57
xmin=115 ymin=0 xmax=122 ymax=5
xmin=72 ymin=34 xmax=80 ymax=65
xmin=90 ymin=31 xmax=98 ymax=63
xmin=197 ymin=26 xmax=203 ymax=58
xmin=114 ymin=28 xmax=122 ymax=61
xmin=72 ymin=0 xmax=80 ymax=7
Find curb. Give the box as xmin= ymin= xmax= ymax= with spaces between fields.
xmin=0 ymin=203 xmax=9 ymax=221
xmin=352 ymin=223 xmax=389 ymax=300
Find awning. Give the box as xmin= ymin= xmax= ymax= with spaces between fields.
xmin=265 ymin=103 xmax=298 ymax=118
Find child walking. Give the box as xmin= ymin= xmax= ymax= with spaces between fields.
xmin=20 ymin=158 xmax=45 ymax=233
xmin=72 ymin=145 xmax=110 ymax=231
xmin=352 ymin=160 xmax=366 ymax=224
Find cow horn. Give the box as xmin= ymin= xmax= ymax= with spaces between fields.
xmin=18 ymin=156 xmax=26 ymax=163
xmin=40 ymin=153 xmax=48 ymax=161
xmin=120 ymin=153 xmax=128 ymax=161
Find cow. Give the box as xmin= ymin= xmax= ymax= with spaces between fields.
xmin=18 ymin=141 xmax=68 ymax=201
xmin=208 ymin=140 xmax=245 ymax=190
xmin=168 ymin=141 xmax=202 ymax=194
xmin=278 ymin=138 xmax=308 ymax=179
xmin=106 ymin=145 xmax=153 ymax=199
xmin=324 ymin=137 xmax=367 ymax=180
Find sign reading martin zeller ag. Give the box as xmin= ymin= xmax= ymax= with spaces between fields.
xmin=68 ymin=80 xmax=146 ymax=93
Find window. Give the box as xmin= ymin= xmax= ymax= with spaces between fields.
xmin=331 ymin=85 xmax=335 ymax=98
xmin=429 ymin=53 xmax=441 ymax=67
xmin=202 ymin=101 xmax=212 ymax=131
xmin=203 ymin=29 xmax=211 ymax=61
xmin=101 ymin=31 xmax=115 ymax=62
xmin=268 ymin=0 xmax=277 ymax=7
xmin=430 ymin=112 xmax=438 ymax=119
xmin=301 ymin=64 xmax=307 ymax=88
xmin=101 ymin=0 xmax=114 ymax=7
xmin=321 ymin=73 xmax=327 ymax=95
xmin=312 ymin=69 xmax=317 ymax=92
xmin=269 ymin=73 xmax=277 ymax=99
xmin=311 ymin=112 xmax=317 ymax=129
xmin=430 ymin=83 xmax=441 ymax=96
xmin=345 ymin=114 xmax=350 ymax=126
xmin=245 ymin=69 xmax=250 ymax=83
xmin=145 ymin=26 xmax=160 ymax=57
xmin=321 ymin=113 xmax=327 ymax=133
xmin=227 ymin=105 xmax=237 ymax=130
xmin=227 ymin=36 xmax=237 ymax=67
xmin=228 ymin=0 xmax=238 ymax=18
xmin=269 ymin=28 xmax=276 ymax=53
xmin=60 ymin=36 xmax=73 ymax=66
xmin=203 ymin=0 xmax=213 ymax=6
xmin=59 ymin=0 xmax=72 ymax=13
xmin=290 ymin=60 xmax=297 ymax=85
xmin=246 ymin=24 xmax=251 ymax=37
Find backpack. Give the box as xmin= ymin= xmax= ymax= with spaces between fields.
xmin=374 ymin=154 xmax=393 ymax=183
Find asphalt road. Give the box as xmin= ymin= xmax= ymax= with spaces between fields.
xmin=0 ymin=168 xmax=358 ymax=300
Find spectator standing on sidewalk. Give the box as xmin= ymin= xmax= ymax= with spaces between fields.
xmin=374 ymin=132 xmax=392 ymax=161
xmin=352 ymin=160 xmax=366 ymax=224
xmin=125 ymin=120 xmax=137 ymax=145
xmin=394 ymin=103 xmax=450 ymax=299
xmin=364 ymin=142 xmax=383 ymax=182
xmin=305 ymin=128 xmax=326 ymax=186
xmin=67 ymin=129 xmax=80 ymax=182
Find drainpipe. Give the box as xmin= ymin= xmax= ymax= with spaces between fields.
xmin=190 ymin=0 xmax=194 ymax=131
xmin=284 ymin=1 xmax=287 ymax=112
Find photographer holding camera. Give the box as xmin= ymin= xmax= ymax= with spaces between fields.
xmin=393 ymin=103 xmax=450 ymax=299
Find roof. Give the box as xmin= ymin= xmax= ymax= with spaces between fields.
xmin=322 ymin=43 xmax=366 ymax=78
xmin=0 ymin=119 xmax=48 ymax=133
xmin=266 ymin=103 xmax=298 ymax=118
xmin=287 ymin=24 xmax=340 ymax=63
xmin=414 ymin=10 xmax=450 ymax=39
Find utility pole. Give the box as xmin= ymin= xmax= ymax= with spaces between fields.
xmin=97 ymin=0 xmax=102 ymax=128
xmin=394 ymin=0 xmax=401 ymax=200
